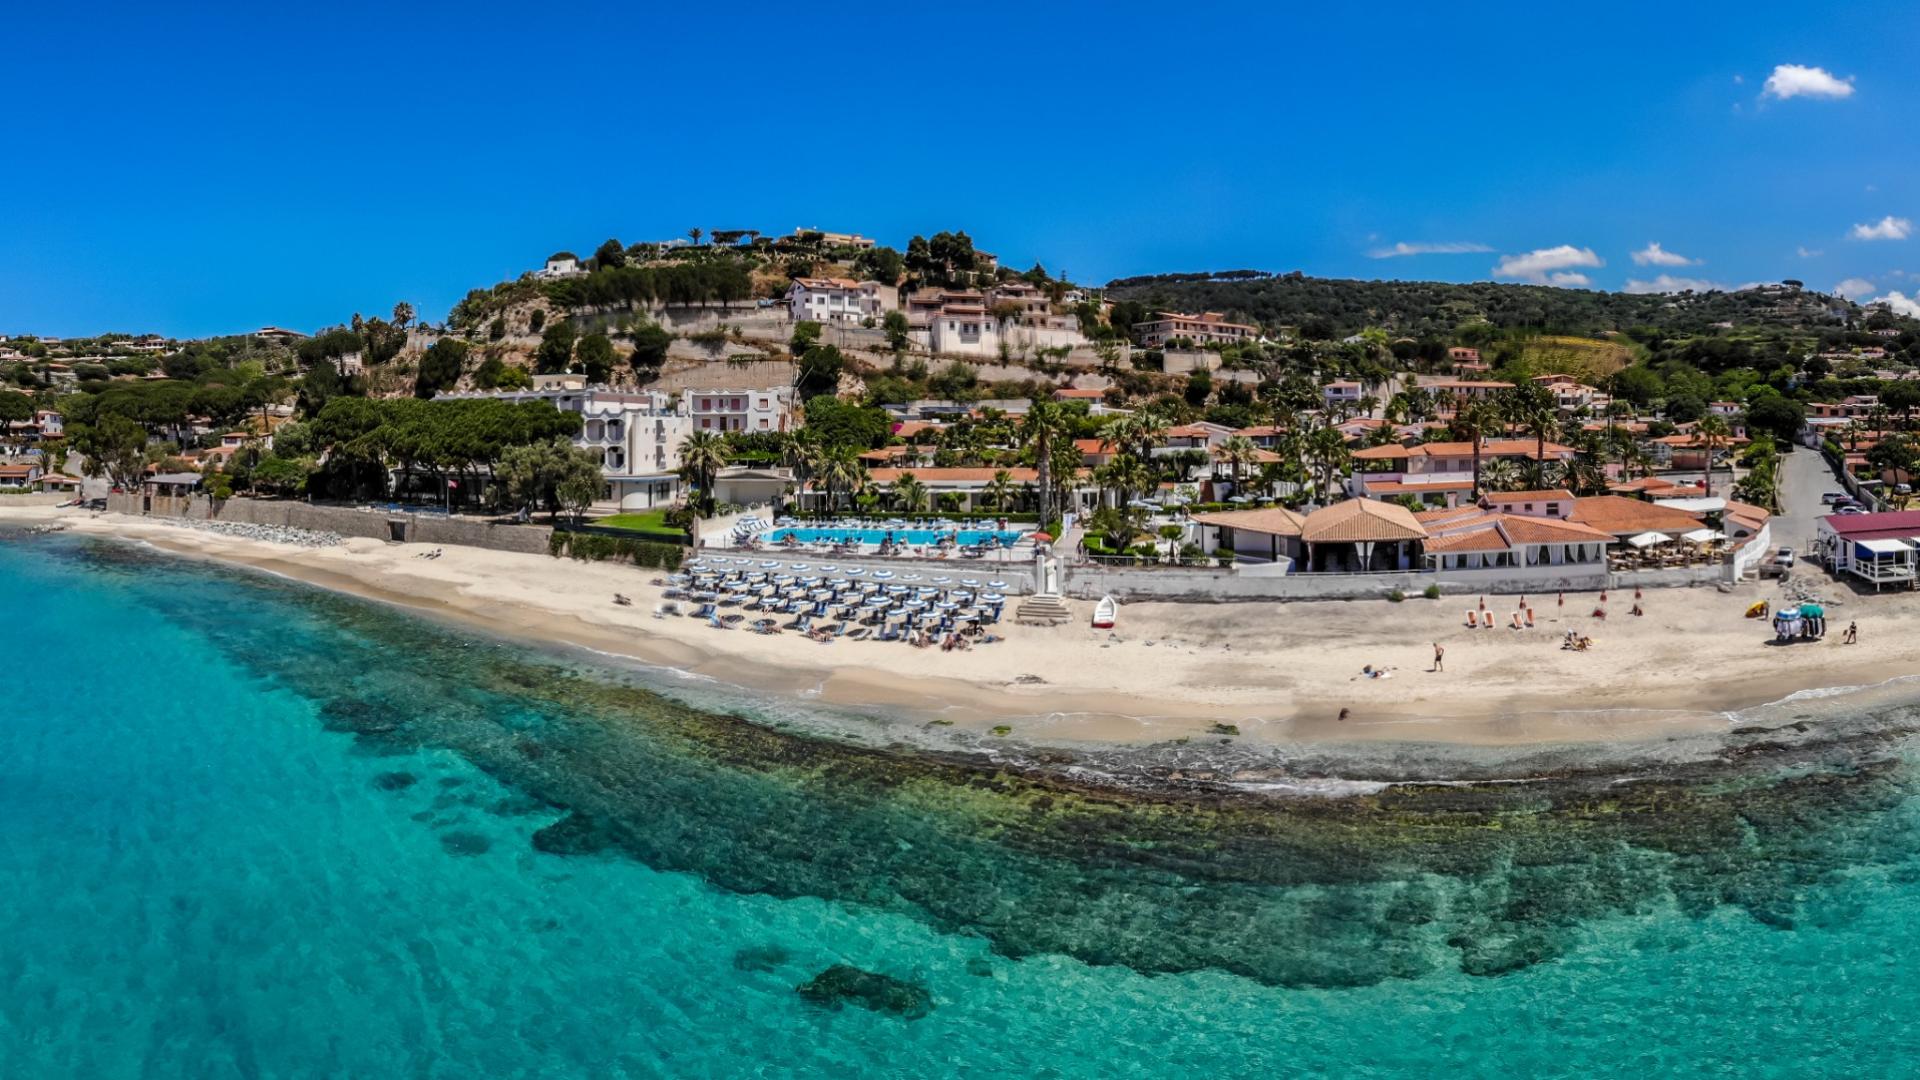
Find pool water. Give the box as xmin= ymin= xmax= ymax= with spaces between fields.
xmin=767 ymin=526 xmax=1025 ymax=547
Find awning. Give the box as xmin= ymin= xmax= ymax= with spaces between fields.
xmin=1856 ymin=537 xmax=1914 ymax=555
xmin=1626 ymin=531 xmax=1671 ymax=549
xmin=1680 ymin=528 xmax=1726 ymax=543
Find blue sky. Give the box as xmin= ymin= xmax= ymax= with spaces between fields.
xmin=6 ymin=1 xmax=1919 ymax=337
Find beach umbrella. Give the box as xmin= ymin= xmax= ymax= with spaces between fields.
xmin=1799 ymin=603 xmax=1825 ymax=618
xmin=933 ymin=577 xmax=953 ymax=585
xmin=961 ymin=578 xmax=981 ymax=587
xmin=988 ymin=581 xmax=1007 ymax=589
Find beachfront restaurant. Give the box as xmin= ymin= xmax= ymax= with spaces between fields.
xmin=1189 ymin=506 xmax=1306 ymax=566
xmin=1298 ymin=499 xmax=1427 ymax=573
xmin=1816 ymin=510 xmax=1920 ymax=590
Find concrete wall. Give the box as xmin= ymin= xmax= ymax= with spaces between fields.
xmin=0 ymin=492 xmax=69 ymax=507
xmin=1064 ymin=560 xmax=1645 ymax=603
xmin=110 ymin=494 xmax=556 ymax=555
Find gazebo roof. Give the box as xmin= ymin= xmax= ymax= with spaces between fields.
xmin=1301 ymin=499 xmax=1428 ymax=544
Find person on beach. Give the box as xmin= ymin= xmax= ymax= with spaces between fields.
xmin=1432 ymin=643 xmax=1445 ymax=672
xmin=1843 ymin=621 xmax=1858 ymax=644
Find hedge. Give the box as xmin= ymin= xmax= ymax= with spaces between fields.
xmin=548 ymin=530 xmax=684 ymax=570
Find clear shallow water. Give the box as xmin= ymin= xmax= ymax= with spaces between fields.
xmin=7 ymin=531 xmax=1920 ymax=1076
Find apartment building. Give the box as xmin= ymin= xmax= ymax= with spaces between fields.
xmin=1132 ymin=311 xmax=1259 ymax=348
xmin=786 ymin=277 xmax=895 ymax=324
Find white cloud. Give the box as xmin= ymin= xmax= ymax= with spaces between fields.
xmin=1834 ymin=278 xmax=1877 ymax=298
xmin=1797 ymin=246 xmax=1824 ymax=258
xmin=1492 ymin=245 xmax=1603 ymax=283
xmin=1631 ymin=242 xmax=1698 ymax=267
xmin=1548 ymin=273 xmax=1592 ymax=288
xmin=1624 ymin=275 xmax=1729 ymax=294
xmin=1851 ymin=216 xmax=1912 ymax=241
xmin=1870 ymin=291 xmax=1920 ymax=318
xmin=1761 ymin=64 xmax=1855 ymax=101
xmin=1367 ymin=241 xmax=1493 ymax=259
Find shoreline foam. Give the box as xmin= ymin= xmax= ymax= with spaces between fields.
xmin=15 ymin=504 xmax=1920 ymax=783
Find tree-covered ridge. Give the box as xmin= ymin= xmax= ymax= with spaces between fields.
xmin=1104 ymin=270 xmax=1884 ymax=340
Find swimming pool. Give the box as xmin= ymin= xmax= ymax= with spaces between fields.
xmin=765 ymin=526 xmax=1026 ymax=547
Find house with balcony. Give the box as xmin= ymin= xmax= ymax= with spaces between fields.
xmin=1132 ymin=311 xmax=1259 ymax=348
xmin=1323 ymin=380 xmax=1365 ymax=410
xmin=686 ymin=386 xmax=795 ymax=434
xmin=1348 ymin=438 xmax=1579 ymax=507
xmin=444 ymin=386 xmax=689 ymax=510
xmin=786 ymin=277 xmax=896 ymax=324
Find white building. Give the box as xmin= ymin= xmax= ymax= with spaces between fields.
xmin=786 ymin=277 xmax=895 ymax=324
xmin=687 ymin=386 xmax=797 ymax=434
xmin=1132 ymin=311 xmax=1259 ymax=348
xmin=535 ymin=253 xmax=585 ymax=280
xmin=448 ymin=386 xmax=688 ymax=510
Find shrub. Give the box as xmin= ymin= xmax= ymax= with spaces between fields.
xmin=1387 ymin=588 xmax=1406 ymax=603
xmin=547 ymin=529 xmax=684 ymax=571
xmin=1423 ymin=583 xmax=1442 ymax=599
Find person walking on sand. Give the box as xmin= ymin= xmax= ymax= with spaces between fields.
xmin=1432 ymin=642 xmax=1445 ymax=672
xmin=1843 ymin=621 xmax=1858 ymax=644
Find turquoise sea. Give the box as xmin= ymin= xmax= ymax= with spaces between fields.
xmin=7 ymin=528 xmax=1920 ymax=1077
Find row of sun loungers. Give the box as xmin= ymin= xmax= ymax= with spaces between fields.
xmin=653 ymin=559 xmax=1009 ymax=646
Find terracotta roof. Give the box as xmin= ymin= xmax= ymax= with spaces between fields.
xmin=1235 ymin=425 xmax=1285 ymax=437
xmin=865 ymin=467 xmax=1040 ymax=485
xmin=1498 ymin=515 xmax=1613 ymax=544
xmin=1190 ymin=507 xmax=1308 ymax=537
xmin=1421 ymin=526 xmax=1510 ymax=554
xmin=1362 ymin=479 xmax=1477 ymax=494
xmin=1301 ymin=499 xmax=1427 ymax=544
xmin=1414 ymin=506 xmax=1489 ymax=527
xmin=1481 ymin=488 xmax=1573 ymax=504
xmin=1566 ymin=496 xmax=1704 ymax=536
xmin=1073 ymin=438 xmax=1116 ymax=455
xmin=1052 ymin=388 xmax=1105 ymax=399
xmin=1350 ymin=439 xmax=1574 ymax=461
xmin=1210 ymin=447 xmax=1281 ymax=463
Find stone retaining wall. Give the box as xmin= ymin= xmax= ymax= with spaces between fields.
xmin=109 ymin=494 xmax=555 ymax=555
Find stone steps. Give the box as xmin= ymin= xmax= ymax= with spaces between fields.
xmin=1014 ymin=594 xmax=1073 ymax=626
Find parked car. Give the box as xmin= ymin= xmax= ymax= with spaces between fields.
xmin=1837 ymin=505 xmax=1867 ymax=515
xmin=1821 ymin=492 xmax=1845 ymax=504
xmin=1775 ymin=547 xmax=1796 ymax=568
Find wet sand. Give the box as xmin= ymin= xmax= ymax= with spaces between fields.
xmin=11 ymin=504 xmax=1918 ymax=751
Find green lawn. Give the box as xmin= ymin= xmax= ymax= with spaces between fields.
xmin=595 ymin=509 xmax=684 ymax=534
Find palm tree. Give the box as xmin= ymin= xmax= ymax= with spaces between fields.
xmin=815 ymin=445 xmax=864 ymax=513
xmin=688 ymin=227 xmax=704 ymax=246
xmin=1698 ymin=414 xmax=1732 ymax=498
xmin=1018 ymin=399 xmax=1069 ymax=525
xmin=1477 ymin=458 xmax=1523 ymax=494
xmin=891 ymin=472 xmax=928 ymax=513
xmin=984 ymin=469 xmax=1016 ymax=512
xmin=1218 ymin=435 xmax=1260 ymax=495
xmin=1306 ymin=422 xmax=1350 ymax=503
xmin=676 ymin=431 xmax=729 ymax=515
xmin=1456 ymin=398 xmax=1502 ymax=499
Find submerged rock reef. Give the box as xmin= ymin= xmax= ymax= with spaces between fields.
xmin=88 ymin=536 xmax=1920 ymax=989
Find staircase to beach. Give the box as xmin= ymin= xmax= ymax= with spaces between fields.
xmin=1015 ymin=594 xmax=1073 ymax=626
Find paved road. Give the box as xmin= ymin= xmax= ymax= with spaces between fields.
xmin=1773 ymin=446 xmax=1846 ymax=553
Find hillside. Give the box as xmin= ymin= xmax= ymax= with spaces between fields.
xmin=1103 ymin=270 xmax=1870 ymax=339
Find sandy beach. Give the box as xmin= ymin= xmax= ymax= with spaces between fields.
xmin=9 ymin=503 xmax=1916 ymax=749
